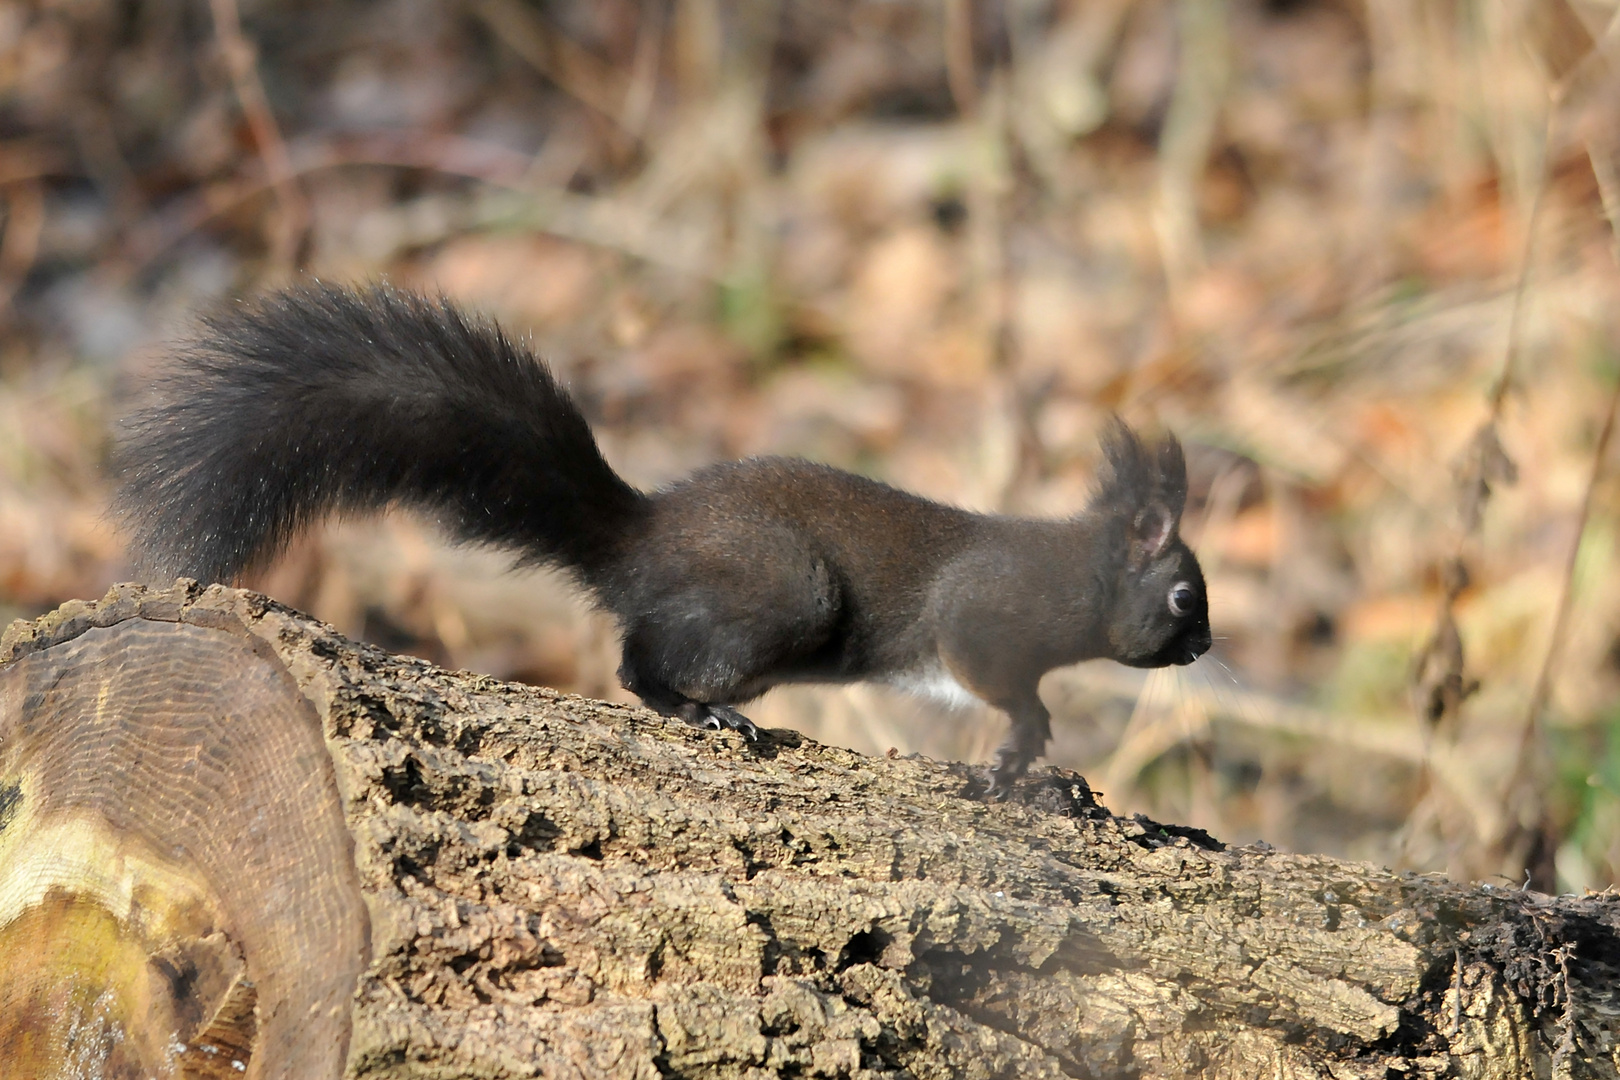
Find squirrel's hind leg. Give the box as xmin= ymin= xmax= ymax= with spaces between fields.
xmin=612 ymin=549 xmax=840 ymax=746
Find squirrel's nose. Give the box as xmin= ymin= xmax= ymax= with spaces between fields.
xmin=1177 ymin=627 xmax=1213 ymax=664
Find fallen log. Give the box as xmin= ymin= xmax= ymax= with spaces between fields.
xmin=0 ymin=581 xmax=1616 ymax=1079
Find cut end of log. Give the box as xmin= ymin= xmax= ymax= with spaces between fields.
xmin=0 ymin=882 xmax=255 ymax=1078
xmin=0 ymin=583 xmax=366 ymax=1080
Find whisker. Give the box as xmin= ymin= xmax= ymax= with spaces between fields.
xmin=1194 ymin=664 xmax=1240 ymax=730
xmin=1200 ymin=654 xmax=1270 ymax=734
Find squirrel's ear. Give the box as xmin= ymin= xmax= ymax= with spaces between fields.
xmin=1135 ymin=435 xmax=1186 ymax=566
xmin=1092 ymin=419 xmax=1190 ymax=536
xmin=1154 ymin=434 xmax=1188 ymax=517
xmin=1130 ymin=501 xmax=1177 ymax=568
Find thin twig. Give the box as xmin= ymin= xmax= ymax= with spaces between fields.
xmin=1506 ymin=282 xmax=1620 ymax=782
xmin=207 ymin=0 xmax=309 ymax=271
xmin=1487 ymin=159 xmax=1550 ymax=415
xmin=1154 ymin=0 xmax=1230 ymax=311
xmin=1490 ymin=6 xmax=1620 ymax=407
xmin=1490 ymin=367 xmax=1619 ymax=876
xmin=474 ymin=0 xmax=637 ymax=134
xmin=619 ymin=0 xmax=666 ymax=139
xmin=115 ymin=132 xmax=716 ymax=283
xmin=118 ymin=133 xmax=534 ymax=274
xmin=0 ymin=138 xmax=70 ymax=188
xmin=943 ymin=0 xmax=979 ymax=119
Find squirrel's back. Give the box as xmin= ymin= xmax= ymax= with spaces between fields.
xmin=115 ymin=284 xmax=647 ymax=585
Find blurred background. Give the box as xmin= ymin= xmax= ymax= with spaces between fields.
xmin=0 ymin=0 xmax=1618 ymax=889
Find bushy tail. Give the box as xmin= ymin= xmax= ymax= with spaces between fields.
xmin=115 ymin=284 xmax=648 ymax=585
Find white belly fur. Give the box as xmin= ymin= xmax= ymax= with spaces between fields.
xmin=888 ymin=665 xmax=981 ymax=711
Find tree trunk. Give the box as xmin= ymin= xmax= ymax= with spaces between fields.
xmin=0 ymin=581 xmax=1617 ymax=1079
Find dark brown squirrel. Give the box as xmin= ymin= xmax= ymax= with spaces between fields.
xmin=114 ymin=284 xmax=1211 ymax=791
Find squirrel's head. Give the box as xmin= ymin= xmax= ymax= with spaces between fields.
xmin=1091 ymin=421 xmax=1212 ymax=669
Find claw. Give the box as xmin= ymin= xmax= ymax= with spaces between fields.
xmin=679 ymin=703 xmax=760 ymax=742
xmin=985 ymin=758 xmax=1027 ymax=801
xmin=984 ymin=770 xmax=1013 ymax=801
xmin=709 ymin=705 xmax=761 ymax=742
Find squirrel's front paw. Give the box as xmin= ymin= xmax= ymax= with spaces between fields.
xmin=985 ymin=753 xmax=1033 ymax=801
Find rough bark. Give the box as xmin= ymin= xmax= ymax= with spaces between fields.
xmin=0 ymin=581 xmax=1617 ymax=1079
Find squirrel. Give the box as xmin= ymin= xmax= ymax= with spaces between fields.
xmin=114 ymin=283 xmax=1211 ymax=792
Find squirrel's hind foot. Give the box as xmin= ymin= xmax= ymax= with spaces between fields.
xmin=626 ymin=676 xmax=762 ymax=743
xmin=677 ymin=701 xmax=761 ymax=742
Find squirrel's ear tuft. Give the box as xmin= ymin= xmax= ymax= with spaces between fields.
xmin=1094 ymin=417 xmax=1188 ymax=517
xmin=1096 ymin=418 xmax=1150 ymax=502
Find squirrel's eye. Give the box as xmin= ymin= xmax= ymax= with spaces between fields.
xmin=1168 ymin=583 xmax=1195 ymax=617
